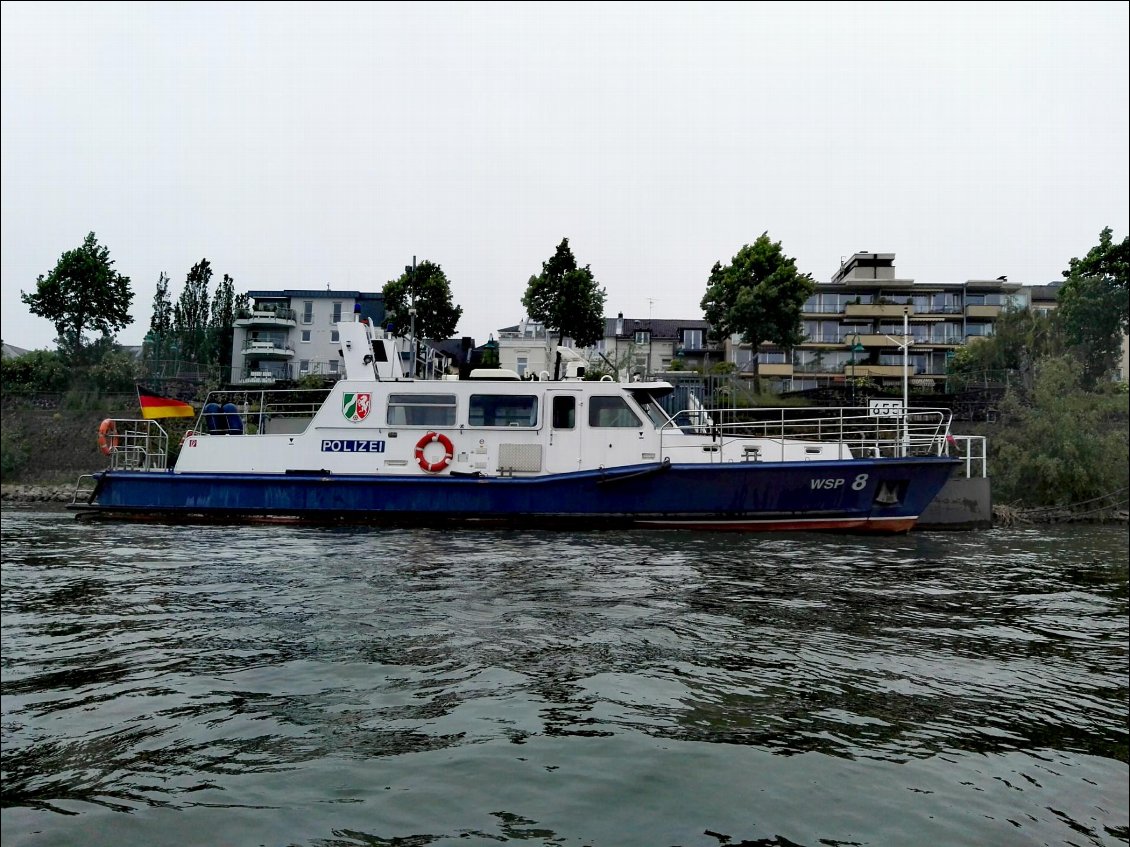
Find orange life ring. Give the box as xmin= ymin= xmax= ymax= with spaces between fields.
xmin=414 ymin=431 xmax=454 ymax=473
xmin=98 ymin=419 xmax=119 ymax=455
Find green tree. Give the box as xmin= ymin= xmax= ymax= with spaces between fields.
xmin=20 ymin=232 xmax=134 ymax=362
xmin=0 ymin=349 xmax=69 ymax=393
xmin=522 ymin=238 xmax=607 ymax=373
xmin=947 ymin=306 xmax=1062 ymax=390
xmin=209 ymin=273 xmax=238 ymax=370
xmin=383 ymin=260 xmax=463 ymax=341
xmin=991 ymin=354 xmax=1129 ymax=508
xmin=1056 ymin=227 xmax=1129 ymax=384
xmin=700 ymin=233 xmax=815 ymax=391
xmin=145 ymin=271 xmax=174 ymax=375
xmin=174 ymin=259 xmax=212 ymax=362
xmin=87 ymin=347 xmax=139 ymax=393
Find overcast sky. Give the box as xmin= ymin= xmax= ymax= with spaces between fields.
xmin=2 ymin=1 xmax=1128 ymax=350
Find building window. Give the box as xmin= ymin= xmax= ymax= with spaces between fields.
xmin=331 ymin=330 xmax=340 ymax=343
xmin=682 ymin=329 xmax=703 ymax=349
xmin=634 ymin=330 xmax=650 ymax=344
xmin=299 ymin=359 xmax=310 ymax=374
xmin=329 ymin=360 xmax=339 ymax=374
xmin=301 ymin=330 xmax=311 ymax=343
xmin=516 ymin=356 xmax=528 ymax=377
xmin=332 ymin=302 xmax=343 ymax=323
xmin=302 ymin=301 xmax=313 ymax=324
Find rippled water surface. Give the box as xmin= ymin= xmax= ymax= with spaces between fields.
xmin=1 ymin=508 xmax=1127 ymax=847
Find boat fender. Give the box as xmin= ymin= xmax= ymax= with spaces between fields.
xmin=415 ymin=431 xmax=454 ymax=473
xmin=98 ymin=419 xmax=119 ymax=455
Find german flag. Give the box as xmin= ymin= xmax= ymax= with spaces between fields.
xmin=137 ymin=385 xmax=196 ymax=419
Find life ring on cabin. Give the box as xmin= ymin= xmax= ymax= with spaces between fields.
xmin=98 ymin=419 xmax=119 ymax=455
xmin=415 ymin=431 xmax=454 ymax=473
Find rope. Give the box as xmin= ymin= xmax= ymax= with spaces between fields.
xmin=1013 ymin=486 xmax=1129 ymax=515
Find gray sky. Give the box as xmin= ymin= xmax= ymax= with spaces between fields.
xmin=2 ymin=1 xmax=1128 ymax=350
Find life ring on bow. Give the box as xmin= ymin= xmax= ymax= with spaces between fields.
xmin=98 ymin=419 xmax=119 ymax=455
xmin=415 ymin=431 xmax=454 ymax=473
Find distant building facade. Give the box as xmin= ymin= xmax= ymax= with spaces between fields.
xmin=728 ymin=252 xmax=1036 ymax=392
xmin=494 ymin=314 xmax=717 ymax=379
xmin=230 ymin=289 xmax=386 ymax=384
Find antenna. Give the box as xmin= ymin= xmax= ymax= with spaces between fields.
xmin=646 ymin=297 xmax=659 ymax=322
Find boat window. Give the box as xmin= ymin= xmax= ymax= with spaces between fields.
xmin=552 ymin=395 xmax=575 ymax=429
xmin=589 ymin=396 xmax=642 ymax=428
xmin=633 ymin=394 xmax=671 ymax=428
xmin=469 ymin=394 xmax=538 ymax=428
xmin=387 ymin=393 xmax=457 ymax=426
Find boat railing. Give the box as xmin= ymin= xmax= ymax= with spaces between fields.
xmin=102 ymin=419 xmax=170 ymax=470
xmin=661 ymin=406 xmax=953 ymax=462
xmin=197 ymin=388 xmax=332 ymax=435
xmin=946 ymin=434 xmax=988 ymax=478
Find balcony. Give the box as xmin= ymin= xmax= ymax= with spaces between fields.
xmin=241 ymin=341 xmax=295 ymax=359
xmin=846 ymin=364 xmax=911 ymax=378
xmin=739 ymin=362 xmax=794 ymax=377
xmin=966 ymin=304 xmax=1002 ymax=319
xmin=234 ymin=307 xmax=298 ymax=328
xmin=844 ymin=303 xmax=914 ymax=319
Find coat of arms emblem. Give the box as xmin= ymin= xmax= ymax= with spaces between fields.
xmin=343 ymin=392 xmax=371 ymax=422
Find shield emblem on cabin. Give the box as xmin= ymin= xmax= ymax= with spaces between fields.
xmin=343 ymin=392 xmax=371 ymax=422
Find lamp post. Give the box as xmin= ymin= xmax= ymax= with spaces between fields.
xmin=408 ymin=305 xmax=417 ymax=377
xmin=902 ymin=306 xmax=910 ymax=455
xmin=849 ymin=333 xmax=864 ymax=406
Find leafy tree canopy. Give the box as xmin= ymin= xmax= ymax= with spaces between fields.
xmin=174 ymin=259 xmax=212 ymax=362
xmin=700 ymin=233 xmax=815 ymax=386
xmin=0 ymin=349 xmax=69 ymax=393
xmin=149 ymin=272 xmax=174 ymax=338
xmin=383 ymin=260 xmax=463 ymax=340
xmin=947 ymin=306 xmax=1062 ymax=390
xmin=1056 ymin=227 xmax=1129 ymax=384
xmin=20 ymin=232 xmax=134 ymax=361
xmin=991 ymin=354 xmax=1128 ymax=507
xmin=522 ymin=238 xmax=606 ymax=349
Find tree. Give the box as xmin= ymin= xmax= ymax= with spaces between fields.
xmin=20 ymin=232 xmax=134 ymax=362
xmin=209 ymin=273 xmax=238 ymax=369
xmin=0 ymin=349 xmax=69 ymax=393
xmin=522 ymin=238 xmax=607 ymax=371
xmin=145 ymin=271 xmax=174 ymax=374
xmin=947 ymin=306 xmax=1062 ymax=391
xmin=174 ymin=259 xmax=212 ymax=362
xmin=700 ymin=233 xmax=815 ymax=391
xmin=1056 ymin=227 xmax=1129 ymax=384
xmin=382 ymin=260 xmax=463 ymax=341
xmin=991 ymin=355 xmax=1128 ymax=507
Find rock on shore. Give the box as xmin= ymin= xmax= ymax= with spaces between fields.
xmin=1 ymin=483 xmax=81 ymax=503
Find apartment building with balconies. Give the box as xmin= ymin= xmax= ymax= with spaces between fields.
xmin=727 ymin=252 xmax=1032 ymax=392
xmin=230 ymin=289 xmax=386 ymax=385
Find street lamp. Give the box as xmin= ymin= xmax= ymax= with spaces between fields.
xmin=408 ymin=305 xmax=417 ymax=377
xmin=849 ymin=333 xmax=864 ymax=406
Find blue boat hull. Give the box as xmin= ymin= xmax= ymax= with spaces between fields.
xmin=74 ymin=456 xmax=960 ymax=533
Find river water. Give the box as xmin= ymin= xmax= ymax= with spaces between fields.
xmin=1 ymin=508 xmax=1127 ymax=847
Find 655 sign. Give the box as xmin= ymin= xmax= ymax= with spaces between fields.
xmin=869 ymin=399 xmax=905 ymax=418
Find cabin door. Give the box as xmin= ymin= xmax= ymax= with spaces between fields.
xmin=544 ymin=391 xmax=584 ymax=473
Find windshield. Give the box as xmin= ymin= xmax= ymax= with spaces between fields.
xmin=628 ymin=390 xmax=675 ymax=428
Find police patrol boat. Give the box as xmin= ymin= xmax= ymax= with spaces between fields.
xmin=71 ymin=317 xmax=960 ymax=532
